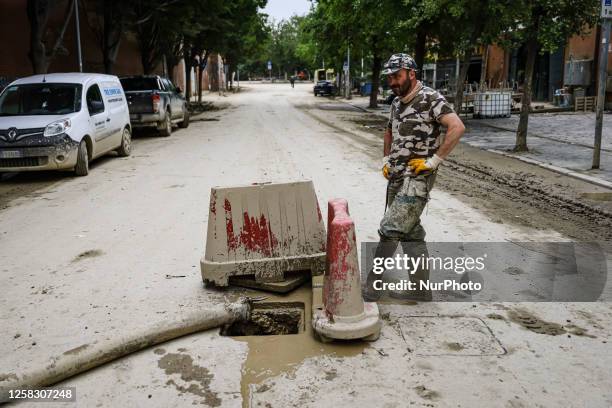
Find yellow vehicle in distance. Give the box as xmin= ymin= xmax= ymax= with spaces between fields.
xmin=314 ymin=69 xmax=335 ymax=82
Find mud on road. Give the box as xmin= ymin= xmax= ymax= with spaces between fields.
xmin=346 ymin=112 xmax=612 ymax=243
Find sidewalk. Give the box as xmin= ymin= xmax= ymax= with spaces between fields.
xmin=344 ymin=95 xmax=612 ymax=188
xmin=463 ymin=116 xmax=612 ymax=188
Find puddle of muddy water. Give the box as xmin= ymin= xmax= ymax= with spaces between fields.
xmin=224 ymin=283 xmax=368 ymax=408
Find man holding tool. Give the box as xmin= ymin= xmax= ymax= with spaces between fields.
xmin=363 ymin=53 xmax=465 ymax=301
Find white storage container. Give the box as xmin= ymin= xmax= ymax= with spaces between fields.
xmin=473 ymin=91 xmax=512 ymax=118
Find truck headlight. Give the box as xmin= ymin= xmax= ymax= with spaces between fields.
xmin=44 ymin=119 xmax=71 ymax=137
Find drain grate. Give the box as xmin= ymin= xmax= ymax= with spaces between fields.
xmin=221 ymin=302 xmax=305 ymax=336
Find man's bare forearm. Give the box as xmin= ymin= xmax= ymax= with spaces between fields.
xmin=384 ymin=128 xmax=392 ymax=157
xmin=436 ymin=113 xmax=465 ymax=159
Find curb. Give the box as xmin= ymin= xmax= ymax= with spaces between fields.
xmin=335 ymin=99 xmax=369 ymax=113
xmin=487 ymin=149 xmax=612 ymax=190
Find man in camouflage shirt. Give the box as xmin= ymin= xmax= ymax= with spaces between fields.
xmin=363 ymin=53 xmax=465 ymax=301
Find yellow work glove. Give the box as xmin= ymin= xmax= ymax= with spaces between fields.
xmin=382 ymin=156 xmax=390 ymax=179
xmin=408 ymin=154 xmax=443 ymax=176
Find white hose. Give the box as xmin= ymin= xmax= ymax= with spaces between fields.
xmin=0 ymin=298 xmax=252 ymax=403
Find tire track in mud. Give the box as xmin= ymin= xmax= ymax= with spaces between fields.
xmin=437 ymin=157 xmax=612 ymax=241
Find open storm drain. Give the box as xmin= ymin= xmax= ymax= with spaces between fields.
xmin=221 ymin=302 xmax=305 ymax=336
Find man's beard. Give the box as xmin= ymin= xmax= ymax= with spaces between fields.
xmin=392 ymin=79 xmax=413 ymax=97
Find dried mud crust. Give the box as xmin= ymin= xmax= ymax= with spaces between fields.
xmin=347 ymin=113 xmax=612 ymax=242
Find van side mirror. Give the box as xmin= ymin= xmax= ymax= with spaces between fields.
xmin=176 ymin=87 xmax=182 ymax=94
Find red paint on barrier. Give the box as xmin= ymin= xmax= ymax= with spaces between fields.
xmin=240 ymin=213 xmax=275 ymax=257
xmin=223 ymin=199 xmax=278 ymax=256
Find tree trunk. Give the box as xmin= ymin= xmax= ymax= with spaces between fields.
xmin=102 ymin=2 xmax=122 ymax=74
xmin=27 ymin=0 xmax=52 ymax=74
xmin=515 ymin=37 xmax=538 ymax=152
xmin=138 ymin=29 xmax=158 ymax=75
xmin=103 ymin=2 xmax=113 ymax=74
xmin=103 ymin=37 xmax=121 ymax=74
xmin=197 ymin=63 xmax=203 ymax=103
xmin=140 ymin=47 xmax=153 ymax=74
xmin=184 ymin=45 xmax=192 ymax=101
xmin=209 ymin=56 xmax=219 ymax=92
xmin=165 ymin=49 xmax=180 ymax=80
xmin=369 ymin=54 xmax=382 ymax=109
xmin=228 ymin=62 xmax=234 ymax=91
xmin=27 ymin=0 xmax=74 ymax=74
xmin=166 ymin=58 xmax=177 ymax=80
xmin=454 ymin=47 xmax=473 ymax=116
xmin=414 ymin=27 xmax=426 ymax=80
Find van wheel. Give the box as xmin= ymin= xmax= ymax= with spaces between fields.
xmin=116 ymin=127 xmax=131 ymax=157
xmin=158 ymin=110 xmax=172 ymax=137
xmin=75 ymin=140 xmax=89 ymax=176
xmin=178 ymin=108 xmax=190 ymax=129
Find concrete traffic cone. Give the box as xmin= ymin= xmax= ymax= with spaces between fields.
xmin=312 ymin=198 xmax=381 ymax=342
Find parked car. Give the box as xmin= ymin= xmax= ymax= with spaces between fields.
xmin=314 ymin=80 xmax=336 ymax=96
xmin=0 ymin=73 xmax=131 ymax=176
xmin=120 ymin=75 xmax=189 ymax=136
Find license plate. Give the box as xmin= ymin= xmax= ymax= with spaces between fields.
xmin=0 ymin=150 xmax=22 ymax=158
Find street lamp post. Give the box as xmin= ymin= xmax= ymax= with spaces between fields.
xmin=594 ymin=0 xmax=612 ymax=169
xmin=346 ymin=44 xmax=351 ymax=100
xmin=74 ymin=0 xmax=82 ymax=72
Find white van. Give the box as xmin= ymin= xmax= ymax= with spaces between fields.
xmin=0 ymin=73 xmax=131 ymax=176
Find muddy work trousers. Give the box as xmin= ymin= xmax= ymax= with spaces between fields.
xmin=364 ymin=174 xmax=435 ymax=300
xmin=379 ymin=174 xmax=434 ymax=242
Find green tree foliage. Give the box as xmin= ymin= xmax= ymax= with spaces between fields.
xmin=267 ymin=16 xmax=312 ymax=78
xmin=296 ymin=0 xmax=404 ymax=107
xmin=129 ymin=0 xmax=265 ymax=97
xmin=219 ymin=0 xmax=268 ymax=88
xmin=510 ymin=0 xmax=599 ymax=151
xmin=131 ymin=0 xmax=207 ymax=76
xmin=425 ymin=0 xmax=522 ymax=112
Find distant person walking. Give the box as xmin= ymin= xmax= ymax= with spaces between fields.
xmin=290 ymin=76 xmax=295 ymax=88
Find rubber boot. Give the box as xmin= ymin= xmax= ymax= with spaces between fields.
xmin=388 ymin=240 xmax=432 ymax=301
xmin=362 ymin=240 xmax=400 ymax=302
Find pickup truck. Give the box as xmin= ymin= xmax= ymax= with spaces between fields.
xmin=119 ymin=75 xmax=189 ymax=136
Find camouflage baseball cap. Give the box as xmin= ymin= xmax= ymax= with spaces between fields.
xmin=382 ymin=53 xmax=419 ymax=75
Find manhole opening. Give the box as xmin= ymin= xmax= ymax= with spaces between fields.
xmin=221 ymin=302 xmax=305 ymax=336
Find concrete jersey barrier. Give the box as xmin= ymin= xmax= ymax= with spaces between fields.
xmin=201 ymin=181 xmax=326 ymax=286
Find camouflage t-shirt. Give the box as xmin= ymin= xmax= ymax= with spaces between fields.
xmin=387 ymin=85 xmax=454 ymax=178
